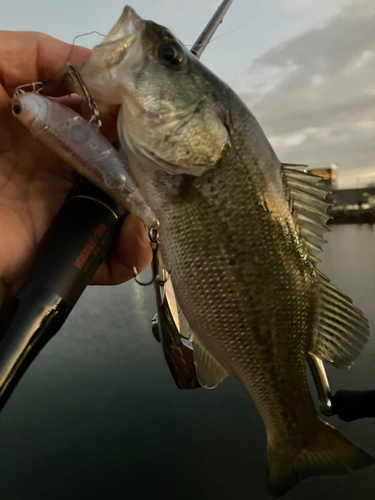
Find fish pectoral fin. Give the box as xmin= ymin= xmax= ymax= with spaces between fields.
xmin=191 ymin=336 xmax=229 ymax=389
xmin=281 ymin=163 xmax=331 ymax=261
xmin=309 ymin=271 xmax=370 ymax=369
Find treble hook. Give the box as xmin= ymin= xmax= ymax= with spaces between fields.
xmin=66 ymin=64 xmax=102 ymax=127
xmin=13 ymin=79 xmax=50 ymax=96
xmin=134 ymin=226 xmax=170 ymax=287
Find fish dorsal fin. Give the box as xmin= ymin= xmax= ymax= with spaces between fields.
xmin=281 ymin=163 xmax=331 ymax=261
xmin=191 ymin=335 xmax=229 ymax=389
xmin=309 ymin=271 xmax=370 ymax=368
xmin=281 ymin=164 xmax=370 ymax=368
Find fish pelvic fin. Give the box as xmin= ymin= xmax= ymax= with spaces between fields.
xmin=191 ymin=335 xmax=229 ymax=389
xmin=267 ymin=419 xmax=374 ymax=498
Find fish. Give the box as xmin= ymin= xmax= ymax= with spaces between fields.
xmin=68 ymin=6 xmax=373 ymax=497
xmin=11 ymin=91 xmax=157 ymax=228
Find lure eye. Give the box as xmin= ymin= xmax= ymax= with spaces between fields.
xmin=12 ymin=103 xmax=22 ymax=115
xmin=158 ymin=41 xmax=185 ymax=66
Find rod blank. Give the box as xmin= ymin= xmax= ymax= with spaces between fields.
xmin=190 ymin=0 xmax=234 ymax=58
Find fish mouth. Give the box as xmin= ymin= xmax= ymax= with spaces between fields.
xmin=99 ymin=5 xmax=144 ymax=69
xmin=65 ymin=6 xmax=144 ymax=99
xmin=104 ymin=6 xmax=143 ymax=41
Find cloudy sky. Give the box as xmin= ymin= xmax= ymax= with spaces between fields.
xmin=3 ymin=0 xmax=374 ymax=187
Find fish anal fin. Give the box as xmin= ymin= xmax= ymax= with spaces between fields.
xmin=268 ymin=419 xmax=374 ymax=498
xmin=192 ymin=336 xmax=229 ymax=389
xmin=309 ymin=273 xmax=370 ymax=369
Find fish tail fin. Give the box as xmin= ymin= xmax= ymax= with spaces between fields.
xmin=267 ymin=420 xmax=374 ymax=498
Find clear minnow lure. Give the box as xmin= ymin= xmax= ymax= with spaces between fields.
xmin=11 ymin=91 xmax=158 ymax=228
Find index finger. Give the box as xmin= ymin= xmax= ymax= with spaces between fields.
xmin=0 ymin=31 xmax=91 ymax=97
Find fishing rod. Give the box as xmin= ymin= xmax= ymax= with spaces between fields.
xmin=0 ymin=181 xmax=124 ymax=410
xmin=191 ymin=0 xmax=234 ymax=57
xmin=0 ymin=0 xmax=235 ymax=410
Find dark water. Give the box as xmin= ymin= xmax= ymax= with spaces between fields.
xmin=1 ymin=225 xmax=375 ymax=499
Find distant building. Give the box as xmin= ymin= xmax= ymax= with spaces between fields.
xmin=327 ymin=187 xmax=375 ymax=207
xmin=306 ymin=163 xmax=338 ymax=188
xmin=299 ymin=163 xmax=375 ymax=222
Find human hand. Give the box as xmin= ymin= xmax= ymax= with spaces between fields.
xmin=0 ymin=31 xmax=152 ymax=298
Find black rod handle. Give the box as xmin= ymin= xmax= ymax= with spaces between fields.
xmin=0 ymin=179 xmax=123 ymax=410
xmin=331 ymin=390 xmax=375 ymax=422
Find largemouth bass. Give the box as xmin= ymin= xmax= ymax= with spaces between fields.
xmin=69 ymin=6 xmax=373 ymax=497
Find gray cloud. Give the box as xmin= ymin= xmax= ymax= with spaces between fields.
xmin=232 ymin=0 xmax=375 ymax=187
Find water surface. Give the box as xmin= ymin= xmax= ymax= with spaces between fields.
xmin=1 ymin=225 xmax=374 ymax=499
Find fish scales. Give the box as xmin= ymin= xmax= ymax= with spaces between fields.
xmin=154 ymin=135 xmax=319 ymax=443
xmin=69 ymin=6 xmax=373 ymax=497
xmin=124 ymin=123 xmax=324 ymax=452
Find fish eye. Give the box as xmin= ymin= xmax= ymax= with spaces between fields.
xmin=158 ymin=41 xmax=185 ymax=66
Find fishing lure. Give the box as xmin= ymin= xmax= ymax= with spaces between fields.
xmin=11 ymin=84 xmax=157 ymax=229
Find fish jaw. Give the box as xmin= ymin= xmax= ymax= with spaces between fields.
xmin=67 ymin=6 xmax=145 ymax=104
